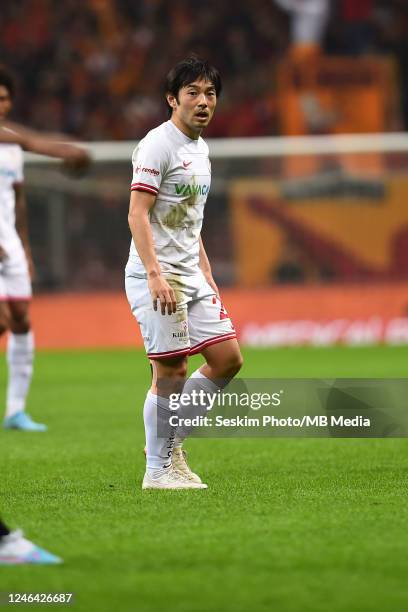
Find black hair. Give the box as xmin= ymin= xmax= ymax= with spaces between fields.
xmin=165 ymin=55 xmax=221 ymax=116
xmin=0 ymin=66 xmax=15 ymax=98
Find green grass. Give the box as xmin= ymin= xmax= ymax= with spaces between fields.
xmin=1 ymin=346 xmax=408 ymax=611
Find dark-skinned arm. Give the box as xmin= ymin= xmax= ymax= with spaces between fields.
xmin=0 ymin=121 xmax=90 ymax=168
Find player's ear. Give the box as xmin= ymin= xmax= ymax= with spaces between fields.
xmin=166 ymin=93 xmax=178 ymax=111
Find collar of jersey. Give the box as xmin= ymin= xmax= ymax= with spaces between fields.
xmin=168 ymin=119 xmax=200 ymax=145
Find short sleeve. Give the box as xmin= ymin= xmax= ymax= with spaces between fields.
xmin=13 ymin=146 xmax=24 ymax=184
xmin=130 ymin=136 xmax=169 ymax=196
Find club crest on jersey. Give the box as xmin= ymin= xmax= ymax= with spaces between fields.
xmin=175 ymin=183 xmax=210 ymax=196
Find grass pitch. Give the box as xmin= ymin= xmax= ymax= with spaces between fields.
xmin=1 ymin=346 xmax=408 ymax=611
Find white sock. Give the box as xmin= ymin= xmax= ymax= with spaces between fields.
xmin=5 ymin=331 xmax=34 ymax=419
xmin=144 ymin=391 xmax=176 ymax=478
xmin=175 ymin=369 xmax=220 ymax=446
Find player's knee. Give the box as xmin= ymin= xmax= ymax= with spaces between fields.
xmin=181 ymin=362 xmax=188 ymax=378
xmin=225 ymin=351 xmax=243 ymax=377
xmin=157 ymin=360 xmax=187 ymax=395
xmin=212 ymin=350 xmax=243 ymax=379
xmin=10 ymin=312 xmax=30 ymax=334
xmin=171 ymin=360 xmax=188 ymax=379
xmin=0 ymin=307 xmax=10 ymax=335
xmin=155 ymin=356 xmax=188 ymax=381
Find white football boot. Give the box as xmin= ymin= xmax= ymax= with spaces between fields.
xmin=171 ymin=447 xmax=203 ymax=484
xmin=0 ymin=530 xmax=62 ymax=565
xmin=142 ymin=466 xmax=207 ymax=490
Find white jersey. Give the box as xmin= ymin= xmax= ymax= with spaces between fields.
xmin=0 ymin=143 xmax=24 ymax=255
xmin=126 ymin=120 xmax=211 ymax=277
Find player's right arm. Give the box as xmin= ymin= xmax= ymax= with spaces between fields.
xmin=128 ymin=190 xmax=176 ymax=315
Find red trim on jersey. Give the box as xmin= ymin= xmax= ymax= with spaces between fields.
xmin=189 ymin=332 xmax=237 ymax=356
xmin=131 ymin=182 xmax=159 ymax=195
xmin=147 ymin=346 xmax=190 ymax=360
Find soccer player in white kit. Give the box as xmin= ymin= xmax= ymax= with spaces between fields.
xmin=126 ymin=56 xmax=243 ymax=489
xmin=0 ymin=113 xmax=90 ymax=563
xmin=0 ymin=68 xmax=45 ymax=431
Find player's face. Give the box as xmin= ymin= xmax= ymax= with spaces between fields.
xmin=168 ymin=79 xmax=217 ymax=139
xmin=0 ymin=86 xmax=12 ymax=120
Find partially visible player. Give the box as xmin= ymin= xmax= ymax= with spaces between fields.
xmin=0 ymin=68 xmax=48 ymax=431
xmin=0 ymin=112 xmax=90 ymax=564
xmin=0 ymin=69 xmax=88 ymax=431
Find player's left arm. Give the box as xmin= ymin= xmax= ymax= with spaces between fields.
xmin=199 ymin=235 xmax=219 ymax=297
xmin=0 ymin=121 xmax=91 ymax=168
xmin=14 ymin=183 xmax=34 ymax=279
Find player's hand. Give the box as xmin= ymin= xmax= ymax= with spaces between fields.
xmin=0 ymin=245 xmax=7 ymax=261
xmin=148 ymin=274 xmax=177 ymax=315
xmin=61 ymin=146 xmax=91 ymax=178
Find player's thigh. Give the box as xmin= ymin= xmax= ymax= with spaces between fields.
xmin=188 ymin=293 xmax=236 ymax=355
xmin=126 ymin=274 xmax=190 ymax=360
xmin=3 ymin=256 xmax=31 ymax=321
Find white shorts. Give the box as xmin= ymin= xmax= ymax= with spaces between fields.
xmin=0 ymin=251 xmax=31 ymax=301
xmin=125 ymin=271 xmax=236 ymax=359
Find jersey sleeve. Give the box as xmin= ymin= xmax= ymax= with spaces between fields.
xmin=13 ymin=146 xmax=24 ymax=184
xmin=130 ymin=136 xmax=169 ymax=197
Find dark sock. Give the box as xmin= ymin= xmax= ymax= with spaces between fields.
xmin=0 ymin=519 xmax=10 ymax=538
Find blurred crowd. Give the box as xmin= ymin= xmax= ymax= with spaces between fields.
xmin=0 ymin=0 xmax=407 ymax=140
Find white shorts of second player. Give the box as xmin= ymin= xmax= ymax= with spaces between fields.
xmin=0 ymin=249 xmax=31 ymax=301
xmin=125 ymin=271 xmax=236 ymax=359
